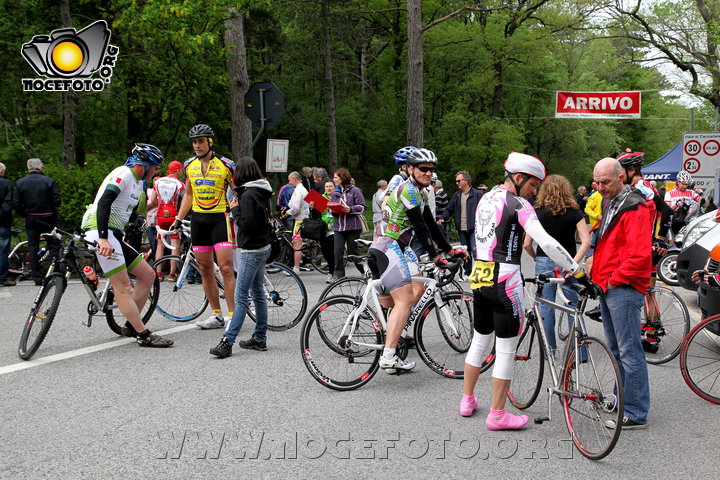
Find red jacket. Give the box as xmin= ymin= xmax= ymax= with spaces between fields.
xmin=591 ymin=189 xmax=655 ymax=294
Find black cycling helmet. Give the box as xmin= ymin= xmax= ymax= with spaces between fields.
xmin=406 ymin=148 xmax=437 ymax=165
xmin=616 ymin=148 xmax=645 ymax=168
xmin=188 ymin=124 xmax=214 ymax=140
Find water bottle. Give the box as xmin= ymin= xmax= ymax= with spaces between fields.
xmin=83 ymin=266 xmax=99 ymax=290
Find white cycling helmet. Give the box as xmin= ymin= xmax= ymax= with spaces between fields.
xmin=504 ymin=152 xmax=546 ymax=181
xmin=676 ymin=171 xmax=692 ymax=184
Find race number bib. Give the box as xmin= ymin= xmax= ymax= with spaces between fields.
xmin=469 ymin=260 xmax=495 ymax=289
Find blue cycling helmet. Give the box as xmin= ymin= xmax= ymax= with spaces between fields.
xmin=125 ymin=143 xmax=164 ymax=168
xmin=393 ymin=146 xmax=417 ymax=165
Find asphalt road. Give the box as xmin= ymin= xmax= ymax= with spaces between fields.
xmin=0 ymin=259 xmax=715 ymax=479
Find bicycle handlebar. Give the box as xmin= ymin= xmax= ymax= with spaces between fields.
xmin=155 ymin=222 xmax=188 ymax=251
xmin=49 ymin=227 xmax=97 ymax=249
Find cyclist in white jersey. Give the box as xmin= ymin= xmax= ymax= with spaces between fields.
xmin=460 ymin=152 xmax=595 ymax=430
xmin=82 ymin=143 xmax=172 ymax=347
xmin=665 ymin=170 xmax=701 ymax=235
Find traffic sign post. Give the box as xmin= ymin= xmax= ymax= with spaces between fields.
xmin=244 ymin=81 xmax=285 ymax=149
xmin=682 ymin=132 xmax=720 ymax=190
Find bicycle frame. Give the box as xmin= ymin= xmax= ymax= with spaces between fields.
xmin=341 ymin=272 xmax=462 ymax=351
xmin=529 ymin=277 xmax=616 ymax=421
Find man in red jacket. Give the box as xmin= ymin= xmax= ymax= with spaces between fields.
xmin=589 ymin=157 xmax=654 ymax=430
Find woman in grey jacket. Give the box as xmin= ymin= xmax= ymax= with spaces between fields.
xmin=330 ymin=168 xmax=366 ymax=279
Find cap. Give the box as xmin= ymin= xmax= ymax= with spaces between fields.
xmin=167 ymin=161 xmax=183 ymax=174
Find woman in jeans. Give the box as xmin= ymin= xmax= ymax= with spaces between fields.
xmin=523 ymin=174 xmax=590 ymax=356
xmin=330 ymin=168 xmax=366 ymax=279
xmin=210 ymin=157 xmax=273 ymax=358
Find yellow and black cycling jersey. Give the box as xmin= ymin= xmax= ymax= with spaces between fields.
xmin=183 ymin=154 xmax=234 ymax=213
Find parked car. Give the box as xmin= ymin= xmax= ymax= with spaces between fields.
xmin=676 ymin=210 xmax=720 ymax=319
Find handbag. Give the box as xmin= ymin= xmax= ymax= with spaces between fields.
xmin=300 ymin=217 xmax=327 ymax=241
xmin=358 ymin=214 xmax=369 ymax=234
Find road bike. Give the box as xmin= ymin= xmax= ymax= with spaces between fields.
xmin=18 ymin=227 xmax=159 ymax=360
xmin=300 ymin=258 xmax=478 ymax=391
xmin=582 ymin=285 xmax=690 ymax=364
xmin=8 ymin=228 xmax=54 ymax=281
xmin=154 ymin=224 xmax=307 ymax=330
xmin=509 ymin=274 xmax=623 ymax=460
xmin=679 ymin=313 xmax=720 ymax=404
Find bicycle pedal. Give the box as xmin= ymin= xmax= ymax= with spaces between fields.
xmin=534 ymin=416 xmax=549 ymax=424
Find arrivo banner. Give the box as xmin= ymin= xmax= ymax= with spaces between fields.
xmin=555 ymin=91 xmax=641 ymax=119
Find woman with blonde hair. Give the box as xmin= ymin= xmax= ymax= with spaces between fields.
xmin=523 ymin=174 xmax=590 ymax=355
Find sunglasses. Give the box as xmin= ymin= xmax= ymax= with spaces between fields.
xmin=415 ymin=165 xmax=436 ymax=173
xmin=456 ymin=179 xmax=464 ymax=184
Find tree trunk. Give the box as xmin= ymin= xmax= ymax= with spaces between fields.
xmin=224 ymin=8 xmax=253 ymax=160
xmin=491 ymin=61 xmax=504 ymax=118
xmin=406 ymin=0 xmax=423 ymax=147
xmin=60 ymin=0 xmax=75 ymax=167
xmin=322 ymin=0 xmax=338 ymax=173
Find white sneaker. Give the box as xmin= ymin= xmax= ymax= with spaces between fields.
xmin=195 ymin=314 xmax=225 ymax=329
xmin=379 ymin=355 xmax=416 ymax=374
xmin=326 ymin=274 xmax=334 ymax=284
xmin=293 ymin=267 xmax=301 ymax=274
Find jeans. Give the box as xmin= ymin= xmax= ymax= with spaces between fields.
xmin=458 ymin=229 xmax=475 ymax=274
xmin=0 ymin=226 xmax=10 ymax=282
xmin=333 ymin=229 xmax=360 ymax=277
xmin=534 ymin=256 xmax=582 ymax=355
xmin=599 ymin=286 xmax=649 ymax=424
xmin=410 ymin=235 xmax=426 ymax=259
xmin=224 ymin=248 xmax=272 ymax=343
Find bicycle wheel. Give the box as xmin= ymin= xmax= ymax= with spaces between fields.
xmin=18 ymin=273 xmax=66 ymax=360
xmin=642 ymin=286 xmax=690 ymax=364
xmin=153 ymin=255 xmax=208 ymax=321
xmin=8 ymin=243 xmax=32 ymax=281
xmin=105 ymin=275 xmax=160 ymax=335
xmin=414 ymin=290 xmax=474 ymax=378
xmin=307 ymin=242 xmax=330 ymax=274
xmin=557 ymin=310 xmax=570 ymax=342
xmin=562 ymin=336 xmax=624 ymax=460
xmin=656 ymin=252 xmax=679 ymax=286
xmin=680 ymin=314 xmax=720 ymax=404
xmin=319 ymin=276 xmax=367 ymax=300
xmin=507 ymin=316 xmax=545 ymax=409
xmin=300 ymin=295 xmax=383 ymax=391
xmin=247 ymin=263 xmax=308 ymax=331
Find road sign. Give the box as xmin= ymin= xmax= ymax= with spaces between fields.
xmin=244 ymin=81 xmax=284 ymax=129
xmin=684 ymin=158 xmax=700 ymax=174
xmin=682 ymin=132 xmax=720 ymax=189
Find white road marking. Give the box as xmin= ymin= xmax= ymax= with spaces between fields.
xmin=0 ymin=323 xmax=198 ymax=376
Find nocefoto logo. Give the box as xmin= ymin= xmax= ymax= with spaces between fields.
xmin=21 ymin=20 xmax=119 ymax=92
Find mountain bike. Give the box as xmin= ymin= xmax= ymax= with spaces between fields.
xmin=154 ymin=224 xmax=307 ymax=330
xmin=509 ymin=274 xmax=623 ymax=460
xmin=300 ymin=258 xmax=478 ymax=391
xmin=679 ymin=313 xmax=720 ymax=404
xmin=18 ymin=227 xmax=159 ymax=360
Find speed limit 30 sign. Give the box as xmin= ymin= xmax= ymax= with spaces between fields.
xmin=682 ymin=132 xmax=720 ymax=188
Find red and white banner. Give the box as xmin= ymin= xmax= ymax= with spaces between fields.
xmin=555 ymin=91 xmax=641 ymax=119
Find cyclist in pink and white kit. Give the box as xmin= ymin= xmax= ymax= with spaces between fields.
xmin=460 ymin=152 xmax=588 ymax=431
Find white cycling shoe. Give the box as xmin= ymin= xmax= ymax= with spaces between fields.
xmin=379 ymin=355 xmax=416 ymax=374
xmin=195 ymin=314 xmax=225 ymax=329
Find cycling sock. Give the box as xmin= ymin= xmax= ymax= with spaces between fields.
xmin=227 ymin=311 xmax=234 ymax=318
xmin=137 ymin=329 xmax=151 ymax=339
xmin=383 ymin=348 xmax=396 ymax=360
xmin=486 ymin=409 xmax=529 ymax=431
xmin=212 ymin=309 xmax=222 ymax=317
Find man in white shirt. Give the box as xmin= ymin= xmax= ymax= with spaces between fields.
xmin=286 ymin=171 xmax=309 ymax=273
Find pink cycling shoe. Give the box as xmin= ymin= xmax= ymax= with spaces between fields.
xmin=460 ymin=395 xmax=478 ymax=417
xmin=485 ymin=409 xmax=530 ymax=431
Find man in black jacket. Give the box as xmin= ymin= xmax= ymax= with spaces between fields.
xmin=14 ymin=158 xmax=62 ymax=285
xmin=0 ymin=162 xmax=14 ymax=286
xmin=439 ymin=170 xmax=482 ymax=273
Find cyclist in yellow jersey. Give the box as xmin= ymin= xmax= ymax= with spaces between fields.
xmin=174 ymin=124 xmax=236 ymax=329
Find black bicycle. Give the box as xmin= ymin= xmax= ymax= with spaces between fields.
xmin=18 ymin=227 xmax=159 ymax=360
